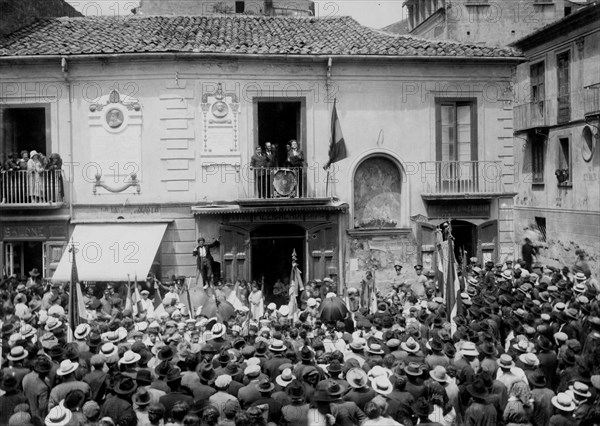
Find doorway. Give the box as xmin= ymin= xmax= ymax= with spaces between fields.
xmin=450 ymin=219 xmax=476 ymax=265
xmin=4 ymin=241 xmax=44 ymax=279
xmin=256 ymin=100 xmax=304 ymax=167
xmin=251 ymin=224 xmax=305 ymax=305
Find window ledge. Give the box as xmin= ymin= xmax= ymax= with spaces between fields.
xmin=557 ymin=182 xmax=573 ymax=188
xmin=465 ymin=2 xmax=490 ymax=6
xmin=532 ymin=182 xmax=545 ymax=188
xmin=533 ymin=1 xmax=554 ymax=5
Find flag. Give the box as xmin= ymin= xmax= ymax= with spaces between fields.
xmin=446 ymin=237 xmax=462 ymax=334
xmin=68 ymin=244 xmax=87 ymax=338
xmin=152 ymin=283 xmax=168 ymax=318
xmin=370 ymin=272 xmax=378 ymax=315
xmin=324 ymin=99 xmax=347 ymax=169
xmin=288 ymin=261 xmax=303 ymax=319
xmin=435 ymin=229 xmax=445 ymax=297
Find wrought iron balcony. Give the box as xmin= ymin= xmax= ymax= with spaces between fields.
xmin=514 ymin=100 xmax=551 ymax=132
xmin=584 ymin=85 xmax=600 ymax=117
xmin=0 ymin=170 xmax=65 ymax=208
xmin=420 ymin=161 xmax=505 ymax=199
xmin=238 ymin=166 xmax=331 ymax=204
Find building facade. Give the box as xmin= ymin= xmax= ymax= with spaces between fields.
xmin=400 ymin=0 xmax=578 ymax=47
xmin=0 ymin=15 xmax=521 ymax=293
xmin=511 ymin=4 xmax=600 ymax=276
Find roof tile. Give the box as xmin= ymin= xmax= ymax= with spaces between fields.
xmin=0 ymin=15 xmax=521 ymax=58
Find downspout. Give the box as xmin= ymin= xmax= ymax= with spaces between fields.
xmin=61 ymin=57 xmax=74 ymax=219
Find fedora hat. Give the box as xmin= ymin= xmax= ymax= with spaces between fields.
xmin=256 ymin=377 xmax=275 ymax=393
xmin=429 ymin=365 xmax=451 ymax=383
xmin=211 ymin=323 xmax=226 ymax=338
xmin=269 ymin=339 xmax=287 ymax=352
xmin=519 ymin=352 xmax=540 ymax=368
xmin=157 ymin=346 xmax=175 ymax=361
xmin=133 ymin=387 xmax=152 ymax=406
xmin=29 ymin=268 xmax=41 ymax=277
xmin=501 ymin=270 xmax=512 ymax=280
xmin=466 ymin=379 xmax=489 ymax=399
xmin=45 ymin=406 xmax=72 ymax=426
xmin=569 ymin=381 xmax=592 ymax=398
xmin=224 ymin=363 xmax=241 ymax=377
xmin=0 ymin=375 xmax=19 ymax=392
xmin=165 ymin=367 xmax=183 ymax=383
xmin=367 ymin=343 xmax=384 ymax=355
xmin=115 ymin=377 xmax=138 ymax=395
xmin=327 ymin=360 xmax=342 ymax=374
xmin=56 ymin=359 xmax=79 ymax=376
xmin=135 ymin=369 xmax=152 ymax=385
xmin=74 ymin=324 xmax=91 ymax=340
xmin=401 ymin=337 xmax=420 ymax=354
xmin=497 ymin=354 xmax=515 ymax=369
xmin=346 ymin=367 xmax=368 ymax=388
xmin=276 ymin=368 xmax=296 ymax=388
xmin=198 ymin=365 xmax=216 ymax=384
xmin=7 ymin=346 xmax=28 ymax=362
xmin=287 ymin=379 xmax=306 ymax=400
xmin=460 ymin=341 xmax=479 ymax=357
xmin=427 ymin=338 xmax=444 ymax=353
xmin=2 ymin=322 xmax=18 ymax=336
xmin=551 ymin=393 xmax=576 ymax=411
xmin=300 ymin=346 xmax=314 ymax=361
xmin=119 ymin=350 xmax=141 ymax=366
xmin=404 ymin=362 xmax=424 ymax=376
xmin=529 ymin=371 xmax=547 ymax=388
xmin=33 ymin=356 xmax=53 ymax=374
xmin=479 ymin=342 xmax=498 ymax=357
xmin=370 ymin=376 xmax=392 ymax=395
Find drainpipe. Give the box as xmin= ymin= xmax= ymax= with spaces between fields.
xmin=61 ymin=57 xmax=74 ymax=219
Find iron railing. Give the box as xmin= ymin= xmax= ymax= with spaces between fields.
xmin=242 ymin=166 xmax=330 ymax=199
xmin=0 ymin=170 xmax=64 ymax=207
xmin=420 ymin=161 xmax=504 ymax=194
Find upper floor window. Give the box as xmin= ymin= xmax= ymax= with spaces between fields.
xmin=557 ymin=51 xmax=571 ymax=124
xmin=557 ymin=137 xmax=571 ymax=186
xmin=530 ymin=62 xmax=545 ymax=119
xmin=531 ymin=134 xmax=545 ymax=184
xmin=1 ymin=105 xmax=49 ymax=163
xmin=435 ymin=100 xmax=477 ymax=162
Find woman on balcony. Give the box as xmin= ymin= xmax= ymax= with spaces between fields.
xmin=47 ymin=153 xmax=64 ymax=203
xmin=27 ymin=150 xmax=45 ymax=203
xmin=286 ymin=140 xmax=304 ymax=197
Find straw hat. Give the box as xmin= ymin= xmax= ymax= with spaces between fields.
xmin=56 ymin=359 xmax=79 ymax=376
xmin=45 ymin=406 xmax=73 ymax=426
xmin=346 ymin=368 xmax=368 ymax=389
xmin=371 ymin=376 xmax=393 ymax=395
xmin=275 ymin=368 xmax=296 ymax=388
xmin=551 ymin=393 xmax=576 ymax=411
xmin=7 ymin=346 xmax=28 ymax=362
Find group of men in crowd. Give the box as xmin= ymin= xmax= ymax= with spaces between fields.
xmin=1 ymin=250 xmax=599 ymax=426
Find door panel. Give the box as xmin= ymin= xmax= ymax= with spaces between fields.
xmin=43 ymin=241 xmax=66 ymax=279
xmin=308 ymin=223 xmax=337 ymax=281
xmin=417 ymin=222 xmax=437 ymax=270
xmin=220 ymin=225 xmax=250 ymax=283
xmin=477 ymin=220 xmax=498 ymax=263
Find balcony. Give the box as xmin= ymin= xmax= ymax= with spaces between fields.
xmin=514 ymin=100 xmax=551 ymax=132
xmin=420 ymin=161 xmax=506 ymax=200
xmin=584 ymin=85 xmax=600 ymax=117
xmin=0 ymin=170 xmax=65 ymax=209
xmin=237 ymin=167 xmax=331 ymax=205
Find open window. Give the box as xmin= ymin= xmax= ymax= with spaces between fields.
xmin=531 ymin=133 xmax=545 ymax=184
xmin=255 ymin=100 xmax=304 ymax=166
xmin=557 ymin=137 xmax=571 ymax=186
xmin=1 ymin=105 xmax=49 ymax=160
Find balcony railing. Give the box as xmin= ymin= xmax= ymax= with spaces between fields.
xmin=584 ymin=85 xmax=600 ymax=117
xmin=420 ymin=161 xmax=504 ymax=197
xmin=514 ymin=100 xmax=550 ymax=132
xmin=0 ymin=170 xmax=64 ymax=207
xmin=239 ymin=167 xmax=331 ymax=201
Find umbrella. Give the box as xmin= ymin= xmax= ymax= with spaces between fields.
xmin=318 ymin=296 xmax=349 ymax=322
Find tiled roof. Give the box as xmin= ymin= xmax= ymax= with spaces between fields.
xmin=0 ymin=15 xmax=521 ymax=58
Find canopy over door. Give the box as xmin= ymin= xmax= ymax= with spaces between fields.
xmin=52 ymin=223 xmax=168 ymax=282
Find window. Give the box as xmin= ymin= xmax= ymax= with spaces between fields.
xmin=531 ymin=135 xmax=545 ymax=184
xmin=557 ymin=137 xmax=571 ymax=185
xmin=1 ymin=105 xmax=49 ymax=159
xmin=255 ymin=100 xmax=304 ymax=166
xmin=353 ymin=156 xmax=402 ymax=228
xmin=530 ymin=62 xmax=545 ymax=120
xmin=534 ymin=217 xmax=547 ymax=242
xmin=235 ymin=1 xmax=245 ymax=13
xmin=436 ymin=100 xmax=477 ymax=162
xmin=557 ymin=51 xmax=570 ymax=124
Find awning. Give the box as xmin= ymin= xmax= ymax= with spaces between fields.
xmin=52 ymin=223 xmax=168 ymax=282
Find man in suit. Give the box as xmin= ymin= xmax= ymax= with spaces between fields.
xmin=250 ymin=146 xmax=270 ymax=198
xmin=193 ymin=236 xmax=219 ymax=287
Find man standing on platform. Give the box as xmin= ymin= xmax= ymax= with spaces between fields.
xmin=193 ymin=237 xmax=220 ymax=288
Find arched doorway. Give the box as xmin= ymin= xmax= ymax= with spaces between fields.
xmin=451 ymin=219 xmax=476 ymax=265
xmin=251 ymin=224 xmax=305 ymax=305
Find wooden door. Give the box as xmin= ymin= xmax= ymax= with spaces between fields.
xmin=219 ymin=225 xmax=250 ymax=283
xmin=477 ymin=220 xmax=498 ymax=264
xmin=43 ymin=241 xmax=66 ymax=279
xmin=308 ymin=223 xmax=337 ymax=281
xmin=417 ymin=222 xmax=437 ymax=270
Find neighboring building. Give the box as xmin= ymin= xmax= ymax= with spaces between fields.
xmin=139 ymin=0 xmax=314 ymax=16
xmin=511 ymin=3 xmax=600 ymax=276
xmin=0 ymin=15 xmax=521 ymax=293
xmin=0 ymin=0 xmax=81 ymax=38
xmin=388 ymin=0 xmax=588 ymax=47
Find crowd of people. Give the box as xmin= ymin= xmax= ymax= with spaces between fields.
xmin=1 ymin=252 xmax=599 ymax=426
xmin=1 ymin=150 xmax=64 ymax=203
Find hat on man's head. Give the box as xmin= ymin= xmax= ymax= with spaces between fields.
xmin=256 ymin=377 xmax=275 ymax=393
xmin=551 ymin=393 xmax=576 ymax=412
xmin=45 ymin=406 xmax=73 ymax=426
xmin=346 ymin=368 xmax=368 ymax=388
